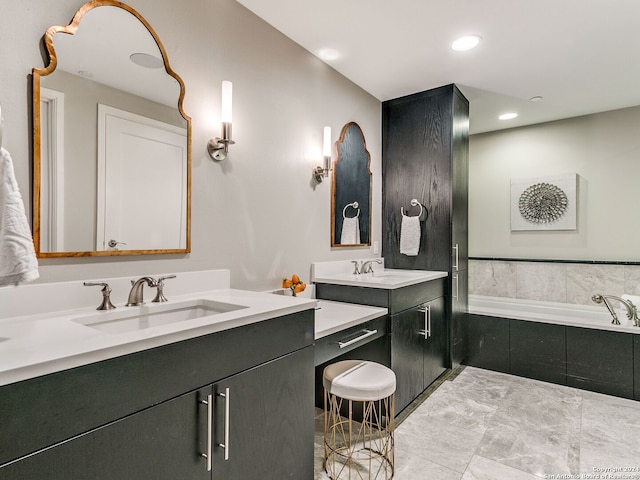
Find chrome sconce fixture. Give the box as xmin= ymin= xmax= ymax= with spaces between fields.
xmin=208 ymin=80 xmax=235 ymax=161
xmin=313 ymin=126 xmax=332 ymax=183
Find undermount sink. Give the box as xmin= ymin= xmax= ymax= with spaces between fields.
xmin=73 ymin=299 xmax=247 ymax=334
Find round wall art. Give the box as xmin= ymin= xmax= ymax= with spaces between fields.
xmin=510 ymin=173 xmax=577 ymax=231
xmin=518 ymin=182 xmax=568 ymax=224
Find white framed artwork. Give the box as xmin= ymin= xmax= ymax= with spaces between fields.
xmin=510 ymin=173 xmax=577 ymax=231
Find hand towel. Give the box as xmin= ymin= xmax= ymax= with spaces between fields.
xmin=0 ymin=147 xmax=39 ymax=287
xmin=400 ymin=214 xmax=421 ymax=256
xmin=340 ymin=216 xmax=360 ymax=244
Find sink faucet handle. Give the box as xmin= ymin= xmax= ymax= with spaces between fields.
xmin=152 ymin=274 xmax=177 ymax=303
xmin=83 ymin=282 xmax=116 ymax=310
xmin=351 ymin=260 xmax=362 ymax=275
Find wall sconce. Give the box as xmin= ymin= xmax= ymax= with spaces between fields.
xmin=313 ymin=126 xmax=332 ymax=183
xmin=208 ymin=80 xmax=235 ymax=161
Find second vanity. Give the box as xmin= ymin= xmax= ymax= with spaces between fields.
xmin=0 ymin=270 xmax=316 ymax=479
xmin=312 ymin=260 xmax=449 ymax=414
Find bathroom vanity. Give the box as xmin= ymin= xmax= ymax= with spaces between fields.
xmin=0 ymin=270 xmax=316 ymax=479
xmin=313 ymin=262 xmax=448 ymax=413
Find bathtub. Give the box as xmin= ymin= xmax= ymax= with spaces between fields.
xmin=468 ymin=294 xmax=640 ymax=334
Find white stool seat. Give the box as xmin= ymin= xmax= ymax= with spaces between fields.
xmin=323 ymin=360 xmax=396 ymax=402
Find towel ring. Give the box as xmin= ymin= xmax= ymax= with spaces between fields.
xmin=343 ymin=201 xmax=360 ymax=219
xmin=401 ymin=199 xmax=425 ymax=219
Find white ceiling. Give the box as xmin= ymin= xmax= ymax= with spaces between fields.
xmin=236 ymin=0 xmax=640 ymax=134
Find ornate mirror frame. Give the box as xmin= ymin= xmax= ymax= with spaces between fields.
xmin=331 ymin=122 xmax=372 ymax=247
xmin=32 ymin=0 xmax=191 ymax=257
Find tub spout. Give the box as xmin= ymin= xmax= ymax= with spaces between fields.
xmin=591 ymin=294 xmax=639 ymax=326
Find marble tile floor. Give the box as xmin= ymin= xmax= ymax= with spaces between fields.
xmin=314 ymin=366 xmax=640 ymax=479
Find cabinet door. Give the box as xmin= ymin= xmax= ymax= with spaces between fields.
xmin=211 ymin=347 xmax=314 ymax=479
xmin=451 ymin=88 xmax=469 ymax=272
xmin=423 ymin=297 xmax=447 ymax=387
xmin=0 ymin=389 xmax=210 ymax=480
xmin=391 ymin=307 xmax=425 ymax=413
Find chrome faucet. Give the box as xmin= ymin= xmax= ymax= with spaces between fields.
xmin=591 ymin=294 xmax=640 ymax=326
xmin=126 ymin=276 xmax=158 ymax=306
xmin=361 ymin=259 xmax=383 ymax=274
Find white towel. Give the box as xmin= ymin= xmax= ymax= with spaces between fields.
xmin=340 ymin=216 xmax=360 ymax=244
xmin=0 ymin=147 xmax=39 ymax=287
xmin=622 ymin=294 xmax=640 ymax=309
xmin=400 ymin=214 xmax=421 ymax=256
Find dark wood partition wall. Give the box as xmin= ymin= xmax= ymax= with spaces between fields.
xmin=382 ymin=84 xmax=470 ymax=368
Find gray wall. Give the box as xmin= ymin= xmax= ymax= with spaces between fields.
xmin=1 ymin=0 xmax=381 ymax=291
xmin=469 ymin=105 xmax=640 ymax=262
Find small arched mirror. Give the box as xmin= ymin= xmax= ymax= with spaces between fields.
xmin=33 ymin=0 xmax=191 ymax=257
xmin=331 ymin=122 xmax=372 ymax=247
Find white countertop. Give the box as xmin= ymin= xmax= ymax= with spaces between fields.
xmin=0 ymin=288 xmax=316 ymax=387
xmin=313 ymin=269 xmax=448 ymax=289
xmin=314 ymin=300 xmax=387 ymax=339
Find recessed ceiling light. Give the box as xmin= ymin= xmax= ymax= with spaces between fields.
xmin=499 ymin=113 xmax=518 ymax=120
xmin=77 ymin=70 xmax=93 ymax=79
xmin=130 ymin=52 xmax=164 ymax=69
xmin=318 ymin=48 xmax=340 ymax=61
xmin=529 ymin=96 xmax=543 ymax=102
xmin=451 ymin=35 xmax=481 ymax=52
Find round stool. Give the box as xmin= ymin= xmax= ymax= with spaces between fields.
xmin=323 ymin=360 xmax=396 ymax=479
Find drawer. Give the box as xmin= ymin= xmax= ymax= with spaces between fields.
xmin=315 ymin=315 xmax=388 ymax=366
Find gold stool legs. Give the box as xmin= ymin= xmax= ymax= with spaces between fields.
xmin=324 ymin=389 xmax=395 ymax=479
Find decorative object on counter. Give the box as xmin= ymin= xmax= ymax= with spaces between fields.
xmin=0 ymin=120 xmax=40 ymax=286
xmin=340 ymin=201 xmax=360 ymax=244
xmin=313 ymin=126 xmax=332 ymax=183
xmin=32 ymin=0 xmax=192 ymax=257
xmin=207 ymin=80 xmax=235 ymax=161
xmin=399 ymin=199 xmax=424 ymax=256
xmin=83 ymin=282 xmax=116 ymax=310
xmin=510 ymin=174 xmax=577 ymax=231
xmin=282 ymin=274 xmax=306 ymax=296
xmin=323 ymin=360 xmax=395 ymax=479
xmin=331 ymin=122 xmax=372 ymax=247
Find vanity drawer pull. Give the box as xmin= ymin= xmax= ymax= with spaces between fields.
xmin=338 ymin=329 xmax=378 ymax=349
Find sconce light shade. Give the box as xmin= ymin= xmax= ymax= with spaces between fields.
xmin=314 ymin=126 xmax=332 ymax=183
xmin=208 ymin=80 xmax=235 ymax=161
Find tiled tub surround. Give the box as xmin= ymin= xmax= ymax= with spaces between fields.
xmin=470 ymin=258 xmax=640 ymax=305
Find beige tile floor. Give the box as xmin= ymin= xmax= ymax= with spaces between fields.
xmin=314 ymin=367 xmax=640 ymax=479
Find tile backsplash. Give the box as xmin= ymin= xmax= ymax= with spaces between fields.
xmin=469 ymin=259 xmax=640 ymax=306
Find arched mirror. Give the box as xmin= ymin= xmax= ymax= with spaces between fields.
xmin=331 ymin=122 xmax=372 ymax=247
xmin=33 ymin=0 xmax=191 ymax=257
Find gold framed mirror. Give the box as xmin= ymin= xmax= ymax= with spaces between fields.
xmin=331 ymin=122 xmax=372 ymax=247
xmin=33 ymin=0 xmax=191 ymax=257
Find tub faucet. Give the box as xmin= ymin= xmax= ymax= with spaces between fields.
xmin=126 ymin=276 xmax=158 ymax=306
xmin=591 ymin=294 xmax=640 ymax=326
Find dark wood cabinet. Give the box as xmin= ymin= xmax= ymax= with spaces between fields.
xmin=0 ymin=310 xmax=315 ymax=479
xmin=510 ymin=320 xmax=566 ymax=385
xmin=566 ymin=326 xmax=634 ymax=399
xmin=382 ymin=84 xmax=469 ymax=368
xmin=391 ymin=296 xmax=446 ymax=413
xmin=0 ymin=388 xmax=209 ymax=480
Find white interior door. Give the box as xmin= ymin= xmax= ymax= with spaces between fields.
xmin=96 ymin=104 xmax=187 ymax=251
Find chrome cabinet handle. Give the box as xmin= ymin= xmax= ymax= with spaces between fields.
xmin=452 ymin=244 xmax=459 ymax=271
xmin=200 ymin=394 xmax=212 ymax=472
xmin=453 ymin=274 xmax=459 ymax=301
xmin=338 ymin=329 xmax=378 ymax=349
xmin=218 ymin=388 xmax=230 ymax=460
xmin=417 ymin=304 xmax=431 ymax=339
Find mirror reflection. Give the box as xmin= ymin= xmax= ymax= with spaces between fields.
xmin=331 ymin=122 xmax=372 ymax=247
xmin=33 ymin=1 xmax=191 ymax=257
